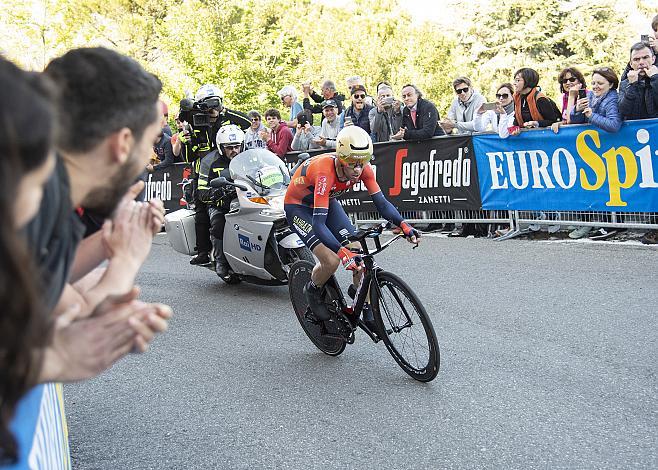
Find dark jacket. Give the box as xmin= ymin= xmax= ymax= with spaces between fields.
xmin=341 ymin=104 xmax=374 ymax=134
xmin=304 ymin=91 xmax=345 ymax=115
xmin=197 ymin=150 xmax=234 ymax=208
xmin=153 ymin=133 xmax=175 ymax=170
xmin=618 ymin=75 xmax=658 ymax=120
xmin=401 ymin=98 xmax=444 ymax=140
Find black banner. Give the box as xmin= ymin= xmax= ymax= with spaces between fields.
xmin=284 ymin=135 xmax=482 ymax=213
xmin=148 ymin=165 xmax=187 ymax=213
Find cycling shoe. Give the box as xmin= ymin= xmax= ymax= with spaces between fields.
xmin=303 ymin=281 xmax=330 ymax=321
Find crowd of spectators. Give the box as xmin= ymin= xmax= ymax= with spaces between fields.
xmin=153 ymin=17 xmax=658 ymax=241
xmin=0 ymin=48 xmax=172 ymax=466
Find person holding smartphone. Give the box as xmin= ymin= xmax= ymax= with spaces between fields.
xmin=474 ymin=83 xmax=515 ymax=137
xmin=569 ymin=67 xmax=622 ymax=132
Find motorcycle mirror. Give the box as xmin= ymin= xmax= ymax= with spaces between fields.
xmin=210 ymin=176 xmax=228 ymax=188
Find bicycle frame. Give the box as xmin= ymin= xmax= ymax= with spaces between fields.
xmin=323 ymin=223 xmax=416 ymax=342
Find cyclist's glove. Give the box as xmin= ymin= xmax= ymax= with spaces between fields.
xmin=400 ymin=221 xmax=420 ymax=240
xmin=338 ymin=246 xmax=363 ymax=272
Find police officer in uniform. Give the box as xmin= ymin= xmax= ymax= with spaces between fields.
xmin=180 ymin=84 xmax=250 ymax=265
xmin=196 ymin=125 xmax=244 ymax=280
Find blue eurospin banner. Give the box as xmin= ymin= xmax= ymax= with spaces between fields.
xmin=473 ymin=119 xmax=658 ymax=212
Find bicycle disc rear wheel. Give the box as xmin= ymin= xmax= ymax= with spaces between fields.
xmin=288 ymin=260 xmax=346 ymax=356
xmin=372 ymin=271 xmax=440 ymax=382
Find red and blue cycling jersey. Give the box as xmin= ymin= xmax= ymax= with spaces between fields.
xmin=284 ymin=154 xmax=404 ymax=252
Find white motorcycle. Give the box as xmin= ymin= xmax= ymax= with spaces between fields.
xmin=165 ymin=149 xmax=314 ymax=285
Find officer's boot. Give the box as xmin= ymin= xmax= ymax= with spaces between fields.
xmin=212 ymin=239 xmax=230 ymax=279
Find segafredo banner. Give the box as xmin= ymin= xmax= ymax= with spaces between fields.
xmin=284 ymin=136 xmax=482 ymax=212
xmin=473 ymin=119 xmax=658 ymax=211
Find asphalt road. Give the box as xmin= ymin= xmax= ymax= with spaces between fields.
xmin=65 ymin=234 xmax=658 ymax=469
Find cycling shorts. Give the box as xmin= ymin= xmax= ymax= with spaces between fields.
xmin=285 ymin=199 xmax=356 ymax=251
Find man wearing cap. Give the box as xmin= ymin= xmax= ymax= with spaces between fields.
xmin=340 ymin=85 xmax=374 ymax=134
xmin=313 ymin=99 xmax=341 ymax=149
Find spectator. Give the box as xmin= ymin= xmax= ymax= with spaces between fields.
xmin=570 ymin=67 xmax=622 ymax=132
xmin=509 ymin=67 xmax=561 ymax=134
xmin=314 ymin=99 xmax=341 ymax=149
xmin=260 ymin=108 xmax=293 ymax=158
xmin=291 ymin=110 xmax=321 ymax=151
xmin=392 ymin=84 xmax=444 ymax=140
xmin=618 ymin=42 xmax=658 ymax=120
xmin=244 ymin=110 xmax=267 ymax=149
xmin=441 ymin=77 xmax=486 ymax=135
xmin=0 ymin=57 xmax=57 ymax=466
xmin=369 ymin=84 xmax=403 ymax=142
xmin=621 ymin=14 xmax=658 ymax=81
xmin=346 ymin=75 xmax=374 ymax=106
xmin=474 ymin=83 xmax=515 ymax=137
xmin=302 ymin=80 xmax=345 ymax=116
xmin=340 ymin=85 xmax=374 ymax=134
xmin=559 ymin=67 xmax=587 ymax=121
xmin=278 ymin=85 xmax=303 ymax=134
xmin=161 ymin=101 xmax=172 ymax=136
xmin=550 ymin=67 xmax=588 ymax=133
xmin=153 ymin=102 xmax=176 ymax=170
xmin=566 ymin=67 xmax=623 ymax=240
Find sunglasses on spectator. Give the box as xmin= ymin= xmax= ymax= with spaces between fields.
xmin=560 ymin=77 xmax=578 ymax=84
xmin=455 ymin=87 xmax=469 ymax=94
xmin=495 ymin=93 xmax=510 ymax=99
xmin=251 ymin=117 xmax=260 ymax=122
xmin=353 ymin=94 xmax=366 ymax=99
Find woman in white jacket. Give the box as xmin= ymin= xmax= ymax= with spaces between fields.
xmin=473 ymin=83 xmax=515 ymax=137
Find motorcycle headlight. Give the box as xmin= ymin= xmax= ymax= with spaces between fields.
xmin=260 ymin=195 xmax=285 ymax=217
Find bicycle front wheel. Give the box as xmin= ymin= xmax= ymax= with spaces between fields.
xmin=372 ymin=271 xmax=440 ymax=382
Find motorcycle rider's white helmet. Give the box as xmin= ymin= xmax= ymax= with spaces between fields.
xmin=216 ymin=124 xmax=245 ymax=155
xmin=195 ymin=84 xmax=223 ymax=102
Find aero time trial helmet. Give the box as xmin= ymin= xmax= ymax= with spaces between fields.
xmin=335 ymin=126 xmax=373 ymax=165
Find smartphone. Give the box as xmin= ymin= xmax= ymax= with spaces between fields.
xmin=641 ymin=34 xmax=650 ymax=42
xmin=481 ymin=102 xmax=498 ymax=111
xmin=578 ymin=89 xmax=587 ymax=100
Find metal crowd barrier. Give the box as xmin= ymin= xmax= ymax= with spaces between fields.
xmin=350 ymin=210 xmax=658 ymax=239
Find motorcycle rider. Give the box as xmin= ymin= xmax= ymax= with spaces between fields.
xmin=196 ymin=124 xmax=244 ymax=281
xmin=284 ymin=126 xmax=420 ymax=328
xmin=180 ymin=84 xmax=251 ymax=266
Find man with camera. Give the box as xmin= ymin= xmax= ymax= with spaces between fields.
xmin=178 ymin=84 xmax=250 ymax=266
xmin=291 ymin=110 xmax=322 ymax=151
xmin=369 ymin=84 xmax=403 ymax=142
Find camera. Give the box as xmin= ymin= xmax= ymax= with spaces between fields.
xmin=179 ymin=97 xmax=223 ymax=128
xmin=381 ymin=96 xmax=395 ymax=108
xmin=298 ymin=114 xmax=308 ymax=126
xmin=641 ymin=34 xmax=650 ymax=43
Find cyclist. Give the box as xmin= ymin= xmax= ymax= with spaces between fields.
xmin=284 ymin=126 xmax=419 ymax=327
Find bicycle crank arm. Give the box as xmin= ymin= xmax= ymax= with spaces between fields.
xmin=357 ymin=321 xmax=381 ymax=343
